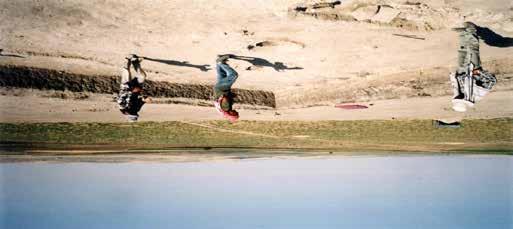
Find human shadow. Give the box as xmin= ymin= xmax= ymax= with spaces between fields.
xmin=476 ymin=26 xmax=513 ymax=48
xmin=143 ymin=57 xmax=211 ymax=72
xmin=230 ymin=55 xmax=303 ymax=72
xmin=0 ymin=49 xmax=25 ymax=58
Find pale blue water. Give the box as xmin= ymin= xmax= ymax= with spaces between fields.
xmin=1 ymin=155 xmax=512 ymax=229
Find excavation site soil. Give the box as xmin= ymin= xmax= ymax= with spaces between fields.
xmin=1 ymin=0 xmax=513 ymax=122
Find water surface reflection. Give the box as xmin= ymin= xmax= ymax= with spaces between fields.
xmin=1 ymin=155 xmax=512 ymax=229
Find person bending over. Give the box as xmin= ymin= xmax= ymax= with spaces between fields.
xmin=450 ymin=22 xmax=496 ymax=112
xmin=213 ymin=54 xmax=239 ymax=122
xmin=117 ymin=54 xmax=149 ymax=121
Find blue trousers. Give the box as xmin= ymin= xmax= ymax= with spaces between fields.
xmin=215 ymin=63 xmax=238 ymax=94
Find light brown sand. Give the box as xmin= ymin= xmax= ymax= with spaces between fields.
xmin=1 ymin=90 xmax=511 ymax=122
xmin=1 ymin=0 xmax=512 ymax=117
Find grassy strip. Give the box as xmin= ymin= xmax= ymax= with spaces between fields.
xmin=0 ymin=119 xmax=512 ymax=153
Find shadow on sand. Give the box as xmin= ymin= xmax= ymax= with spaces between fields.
xmin=143 ymin=57 xmax=211 ymax=72
xmin=229 ymin=55 xmax=303 ymax=72
xmin=476 ymin=26 xmax=513 ymax=48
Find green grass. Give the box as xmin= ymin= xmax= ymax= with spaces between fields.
xmin=1 ymin=118 xmax=512 ymax=154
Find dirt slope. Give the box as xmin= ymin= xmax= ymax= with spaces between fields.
xmin=1 ymin=0 xmax=512 ymax=110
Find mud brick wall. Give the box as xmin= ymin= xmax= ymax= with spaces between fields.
xmin=0 ymin=65 xmax=276 ymax=108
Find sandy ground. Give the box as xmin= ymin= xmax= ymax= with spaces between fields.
xmin=1 ymin=90 xmax=512 ymax=122
xmin=1 ymin=0 xmax=513 ymax=119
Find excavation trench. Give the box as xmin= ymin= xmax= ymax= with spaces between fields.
xmin=0 ymin=65 xmax=276 ymax=108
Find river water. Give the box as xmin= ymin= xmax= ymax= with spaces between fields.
xmin=1 ymin=155 xmax=512 ymax=229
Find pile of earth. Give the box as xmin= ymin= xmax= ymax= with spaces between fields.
xmin=289 ymin=0 xmax=513 ymax=31
xmin=0 ymin=65 xmax=277 ymax=108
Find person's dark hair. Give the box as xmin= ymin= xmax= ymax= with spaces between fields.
xmin=127 ymin=78 xmax=143 ymax=90
xmin=219 ymin=94 xmax=232 ymax=111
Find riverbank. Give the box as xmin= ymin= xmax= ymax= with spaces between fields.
xmin=1 ymin=119 xmax=511 ymax=161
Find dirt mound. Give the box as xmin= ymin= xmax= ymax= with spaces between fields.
xmin=0 ymin=65 xmax=276 ymax=108
xmin=289 ymin=0 xmax=463 ymax=30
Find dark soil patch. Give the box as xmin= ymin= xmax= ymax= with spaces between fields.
xmin=0 ymin=65 xmax=276 ymax=107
